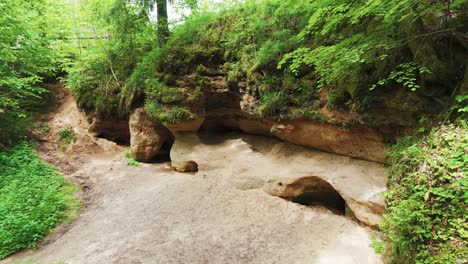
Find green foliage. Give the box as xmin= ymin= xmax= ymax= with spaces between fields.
xmin=67 ymin=51 xmax=122 ymax=116
xmin=258 ymin=91 xmax=286 ymax=117
xmin=0 ymin=0 xmax=75 ymax=146
xmin=0 ymin=144 xmax=79 ymax=259
xmin=67 ymin=0 xmax=156 ymax=117
xmin=371 ymin=237 xmax=385 ymax=255
xmin=69 ymin=0 xmax=466 ymax=121
xmin=59 ymin=129 xmax=75 ymax=145
xmin=276 ymin=0 xmax=465 ymax=109
xmin=382 ymin=122 xmax=468 ymax=263
xmin=41 ymin=124 xmax=51 ymax=134
xmin=145 ymin=101 xmax=193 ymax=124
xmin=451 ymin=95 xmax=468 ymax=115
xmin=160 ymin=106 xmax=194 ymax=124
xmin=371 ymin=62 xmax=431 ymax=92
xmin=124 ymin=149 xmax=140 ymax=167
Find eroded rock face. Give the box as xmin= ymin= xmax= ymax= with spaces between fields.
xmin=166 ymin=117 xmax=205 ymax=134
xmin=201 ymin=117 xmax=387 ymax=163
xmin=263 ymin=176 xmax=385 ymax=226
xmin=129 ymin=108 xmax=174 ymax=162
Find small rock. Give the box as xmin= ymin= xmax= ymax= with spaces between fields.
xmin=172 ymin=160 xmax=198 ymax=173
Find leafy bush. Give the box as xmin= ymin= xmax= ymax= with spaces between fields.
xmin=0 ymin=143 xmax=79 ymax=259
xmin=382 ymin=122 xmax=468 ymax=263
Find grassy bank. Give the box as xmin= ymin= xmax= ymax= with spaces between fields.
xmin=0 ymin=143 xmax=79 ymax=259
xmin=382 ymin=121 xmax=468 ymax=263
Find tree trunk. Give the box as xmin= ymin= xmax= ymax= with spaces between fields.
xmin=156 ymin=0 xmax=168 ymax=48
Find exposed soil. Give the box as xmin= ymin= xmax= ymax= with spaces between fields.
xmin=2 ymin=83 xmax=384 ymax=264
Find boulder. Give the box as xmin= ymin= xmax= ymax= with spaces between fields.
xmin=129 ymin=108 xmax=174 ymax=162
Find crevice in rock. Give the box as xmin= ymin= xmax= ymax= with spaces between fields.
xmin=151 ymin=137 xmax=174 ymax=163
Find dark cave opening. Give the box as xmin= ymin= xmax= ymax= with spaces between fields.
xmin=287 ymin=177 xmax=347 ymax=215
xmin=291 ymin=190 xmax=346 ymax=215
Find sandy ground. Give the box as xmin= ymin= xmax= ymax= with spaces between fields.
xmin=2 ymin=83 xmax=384 ymax=264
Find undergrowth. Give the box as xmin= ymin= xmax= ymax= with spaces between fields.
xmin=382 ymin=121 xmax=468 ymax=263
xmin=58 ymin=128 xmax=76 ymax=150
xmin=59 ymin=128 xmax=75 ymax=145
xmin=124 ymin=149 xmax=141 ymax=167
xmin=0 ymin=143 xmax=79 ymax=259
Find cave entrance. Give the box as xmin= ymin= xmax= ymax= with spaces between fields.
xmin=197 ymin=118 xmax=242 ymax=145
xmin=287 ymin=177 xmax=347 ymax=215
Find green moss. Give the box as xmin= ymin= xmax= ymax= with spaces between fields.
xmin=159 ymin=87 xmax=185 ymax=104
xmin=144 ymin=102 xmax=193 ymax=124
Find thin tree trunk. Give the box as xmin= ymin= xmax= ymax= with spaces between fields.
xmin=156 ymin=0 xmax=169 ymax=48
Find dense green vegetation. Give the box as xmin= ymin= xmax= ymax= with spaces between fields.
xmin=68 ymin=0 xmax=466 ymax=122
xmin=383 ymin=121 xmax=467 ymax=263
xmin=0 ymin=144 xmax=79 ymax=259
xmin=0 ymin=0 xmax=76 ymax=146
xmin=0 ymin=0 xmax=79 ymax=260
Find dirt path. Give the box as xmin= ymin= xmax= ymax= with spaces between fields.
xmin=2 ymin=84 xmax=384 ymax=264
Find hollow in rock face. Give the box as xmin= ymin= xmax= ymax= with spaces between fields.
xmin=271 ymin=176 xmax=348 ymax=215
xmin=291 ymin=190 xmax=346 ymax=215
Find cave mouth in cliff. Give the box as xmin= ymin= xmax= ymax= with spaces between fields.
xmin=288 ymin=177 xmax=346 ymax=215
xmin=197 ymin=118 xmax=243 ymax=145
xmin=96 ymin=132 xmax=130 ymax=145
